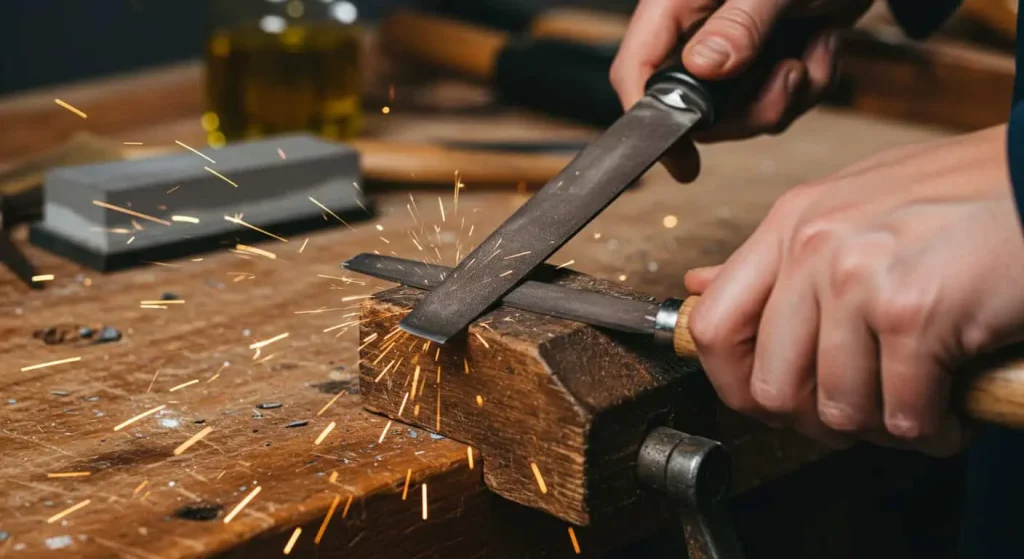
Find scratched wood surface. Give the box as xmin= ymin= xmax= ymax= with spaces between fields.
xmin=0 ymin=59 xmax=946 ymax=558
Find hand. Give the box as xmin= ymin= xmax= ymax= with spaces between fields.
xmin=683 ymin=125 xmax=1024 ymax=456
xmin=610 ymin=0 xmax=870 ymax=181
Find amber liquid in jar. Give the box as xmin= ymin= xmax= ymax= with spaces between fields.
xmin=204 ymin=20 xmax=362 ymax=146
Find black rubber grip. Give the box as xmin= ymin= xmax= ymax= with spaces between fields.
xmin=645 ymin=17 xmax=826 ymax=126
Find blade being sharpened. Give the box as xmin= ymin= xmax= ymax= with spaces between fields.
xmin=399 ymin=96 xmax=702 ymax=343
xmin=344 ymin=253 xmax=659 ymax=335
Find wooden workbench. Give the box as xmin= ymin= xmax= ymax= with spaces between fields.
xmin=0 ymin=62 xmax=955 ymax=558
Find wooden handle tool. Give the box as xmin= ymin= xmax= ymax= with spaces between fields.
xmin=663 ymin=295 xmax=1024 ymax=429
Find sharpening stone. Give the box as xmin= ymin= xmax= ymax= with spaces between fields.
xmin=30 ymin=134 xmax=370 ymax=271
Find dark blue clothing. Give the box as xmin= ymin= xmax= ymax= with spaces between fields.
xmin=885 ymin=1 xmax=1024 ymax=557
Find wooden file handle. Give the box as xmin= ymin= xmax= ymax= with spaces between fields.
xmin=529 ymin=8 xmax=629 ymax=45
xmin=671 ymin=295 xmax=1024 ymax=429
xmin=380 ymin=10 xmax=508 ymax=82
xmin=348 ymin=139 xmax=571 ymax=186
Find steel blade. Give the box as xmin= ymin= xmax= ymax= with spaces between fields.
xmin=344 ymin=253 xmax=658 ymax=335
xmin=399 ymin=96 xmax=701 ymax=342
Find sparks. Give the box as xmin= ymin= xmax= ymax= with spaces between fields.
xmin=208 ymin=363 xmax=228 ymax=383
xmin=31 ymin=274 xmax=54 ymax=282
xmin=175 ymin=140 xmax=216 ymax=163
xmin=555 ymin=259 xmax=575 ymax=270
xmin=308 ymin=197 xmax=353 ymax=230
xmin=662 ymin=215 xmax=679 ymax=228
xmin=21 ymin=356 xmax=81 ymax=372
xmin=54 ymin=98 xmax=87 ymax=118
xmin=314 ymin=421 xmax=336 ymax=446
xmin=467 ymin=447 xmax=475 ymax=469
xmin=278 ymin=148 xmax=287 ymax=159
xmin=114 ymin=404 xmax=166 ymax=431
xmin=282 ymin=527 xmax=302 ymax=554
xmin=47 ymin=471 xmax=90 ymax=478
xmin=378 ymin=420 xmax=392 ymax=443
xmin=133 ymin=480 xmax=148 ymax=496
xmin=314 ymin=495 xmax=341 ymax=544
xmin=531 ymin=462 xmax=548 ymax=494
xmin=47 ymin=499 xmax=91 ymax=523
xmin=568 ymin=527 xmax=581 ymax=554
xmin=438 ymin=197 xmax=446 ymax=222
xmin=476 ymin=395 xmax=484 ymax=407
xmin=92 ymin=200 xmax=171 ymax=226
xmin=499 ymin=270 xmax=513 ymax=277
xmin=464 ymin=358 xmax=470 ymax=374
xmin=342 ymin=495 xmax=354 ymax=518
xmin=421 ymin=483 xmax=429 ymax=520
xmin=503 ymin=251 xmax=531 ymax=260
xmin=250 ymin=332 xmax=289 ymax=350
xmin=299 ymin=238 xmax=309 ymax=253
xmin=340 ymin=294 xmax=371 ymax=302
xmin=397 ymin=392 xmax=410 ymax=417
xmin=223 ymin=486 xmax=262 ymax=523
xmin=410 ymin=366 xmax=421 ymax=399
xmin=171 ymin=215 xmax=200 ymax=224
xmin=123 ymin=141 xmax=144 ymax=145
xmin=205 ymin=166 xmax=238 ymax=187
xmin=402 ymin=469 xmax=412 ymax=500
xmin=225 ymin=215 xmax=288 ymax=242
xmin=173 ymin=426 xmax=214 ymax=456
xmin=235 ymin=244 xmax=277 ymax=259
xmin=472 ymin=332 xmax=490 ymax=349
xmin=317 ymin=390 xmax=346 ymax=416
xmin=169 ymin=379 xmax=199 ymax=392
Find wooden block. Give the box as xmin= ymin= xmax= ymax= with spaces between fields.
xmin=358 ymin=272 xmax=714 ymax=526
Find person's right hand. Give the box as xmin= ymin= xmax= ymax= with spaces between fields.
xmin=610 ymin=0 xmax=871 ymax=182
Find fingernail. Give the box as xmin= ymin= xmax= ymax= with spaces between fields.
xmin=785 ymin=68 xmax=801 ymax=95
xmin=827 ymin=31 xmax=839 ymax=54
xmin=886 ymin=413 xmax=920 ymax=439
xmin=689 ymin=37 xmax=731 ymax=71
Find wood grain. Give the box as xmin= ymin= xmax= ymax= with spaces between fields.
xmin=0 ymin=59 xmax=948 ymax=558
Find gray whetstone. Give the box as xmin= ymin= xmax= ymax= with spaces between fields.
xmin=30 ymin=134 xmax=366 ymax=269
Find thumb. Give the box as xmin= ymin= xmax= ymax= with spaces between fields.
xmin=684 ymin=265 xmax=723 ymax=294
xmin=683 ymin=0 xmax=789 ymax=79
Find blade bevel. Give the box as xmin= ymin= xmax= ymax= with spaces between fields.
xmin=399 ymin=96 xmax=701 ymax=342
xmin=344 ymin=253 xmax=659 ymax=336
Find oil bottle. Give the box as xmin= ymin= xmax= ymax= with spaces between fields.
xmin=204 ymin=0 xmax=363 ymax=147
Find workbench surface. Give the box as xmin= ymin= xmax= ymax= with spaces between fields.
xmin=0 ymin=63 xmax=944 ymax=558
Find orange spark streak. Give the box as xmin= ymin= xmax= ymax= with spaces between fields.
xmin=32 ymin=274 xmax=55 ymax=282
xmin=378 ymin=420 xmax=392 ymax=443
xmin=308 ymin=197 xmax=354 ymax=230
xmin=283 ymin=527 xmax=302 ymax=554
xmin=314 ymin=495 xmax=341 ymax=544
xmin=314 ymin=422 xmax=336 ymax=446
xmin=133 ymin=480 xmax=148 ymax=496
xmin=235 ymin=244 xmax=277 ymax=259
xmin=476 ymin=395 xmax=484 ymax=407
xmin=250 ymin=332 xmax=289 ymax=350
xmin=299 ymin=238 xmax=309 ymax=253
xmin=342 ymin=495 xmax=354 ymax=518
xmin=438 ymin=197 xmax=446 ymax=222
xmin=402 ymin=469 xmax=412 ymax=500
xmin=47 ymin=499 xmax=91 ymax=523
xmin=205 ymin=166 xmax=238 ymax=187
xmin=531 ymin=462 xmax=548 ymax=494
xmin=207 ymin=363 xmax=228 ymax=383
xmin=568 ymin=527 xmax=581 ymax=554
xmin=503 ymin=251 xmax=531 ymax=260
xmin=473 ymin=332 xmax=490 ymax=349
xmin=114 ymin=405 xmax=166 ymax=431
xmin=54 ymin=98 xmax=87 ymax=118
xmin=175 ymin=140 xmax=216 ymax=163
xmin=21 ymin=356 xmax=81 ymax=372
xmin=374 ymin=359 xmax=396 ymax=383
xmin=467 ymin=447 xmax=475 ymax=470
xmin=340 ymin=295 xmax=371 ymax=302
xmin=410 ymin=366 xmax=421 ymax=400
xmin=173 ymin=426 xmax=214 ymax=456
xmin=224 ymin=486 xmax=262 ymax=523
xmin=421 ymin=483 xmax=429 ymax=520
xmin=464 ymin=358 xmax=470 ymax=374
xmin=397 ymin=392 xmax=410 ymax=417
xmin=47 ymin=471 xmax=90 ymax=478
xmin=92 ymin=201 xmax=171 ymax=225
xmin=317 ymin=391 xmax=347 ymax=416
xmin=169 ymin=379 xmax=199 ymax=392
xmin=225 ymin=216 xmax=288 ymax=242
xmin=555 ymin=259 xmax=575 ymax=270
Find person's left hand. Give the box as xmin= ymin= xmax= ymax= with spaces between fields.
xmin=684 ymin=125 xmax=1024 ymax=455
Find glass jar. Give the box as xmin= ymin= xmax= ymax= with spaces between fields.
xmin=204 ymin=0 xmax=363 ymax=147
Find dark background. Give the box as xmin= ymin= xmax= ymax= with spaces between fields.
xmin=0 ymin=0 xmax=612 ymax=96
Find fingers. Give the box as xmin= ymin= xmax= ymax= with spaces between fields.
xmin=689 ymin=221 xmax=784 ymax=419
xmin=611 ymin=0 xmax=704 ymax=109
xmin=683 ymin=0 xmax=790 ymax=78
xmin=684 ymin=265 xmax=722 ymax=294
xmin=816 ymin=299 xmax=882 ymax=434
xmin=801 ymin=29 xmax=839 ymax=108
